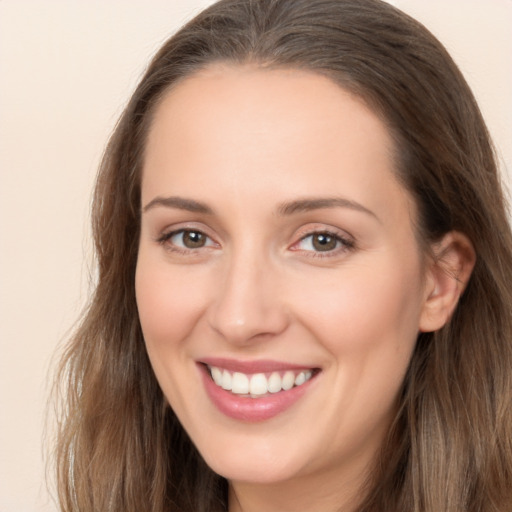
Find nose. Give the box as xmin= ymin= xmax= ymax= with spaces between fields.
xmin=207 ymin=252 xmax=289 ymax=345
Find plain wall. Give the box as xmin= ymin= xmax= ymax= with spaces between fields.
xmin=0 ymin=1 xmax=510 ymax=511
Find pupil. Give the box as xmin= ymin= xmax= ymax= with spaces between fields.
xmin=184 ymin=231 xmax=205 ymax=248
xmin=313 ymin=234 xmax=336 ymax=251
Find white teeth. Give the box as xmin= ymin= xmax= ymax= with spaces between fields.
xmin=231 ymin=372 xmax=249 ymax=394
xmin=221 ymin=370 xmax=232 ymax=390
xmin=282 ymin=371 xmax=295 ymax=390
xmin=249 ymin=373 xmax=268 ymax=395
xmin=211 ymin=366 xmax=223 ymax=386
xmin=268 ymin=372 xmax=282 ymax=393
xmin=294 ymin=371 xmax=306 ymax=386
xmin=208 ymin=365 xmax=315 ymax=397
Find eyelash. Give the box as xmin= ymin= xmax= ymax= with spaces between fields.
xmin=157 ymin=229 xmax=217 ymax=255
xmin=291 ymin=230 xmax=355 ymax=258
xmin=156 ymin=228 xmax=355 ymax=258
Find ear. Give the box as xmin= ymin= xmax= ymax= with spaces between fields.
xmin=419 ymin=231 xmax=476 ymax=333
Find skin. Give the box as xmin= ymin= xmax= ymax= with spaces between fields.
xmin=135 ymin=65 xmax=473 ymax=512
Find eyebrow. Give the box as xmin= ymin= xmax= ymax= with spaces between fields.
xmin=142 ymin=195 xmax=378 ymax=220
xmin=143 ymin=196 xmax=213 ymax=214
xmin=277 ymin=197 xmax=378 ymax=220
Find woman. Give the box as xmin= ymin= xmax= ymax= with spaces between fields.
xmin=54 ymin=0 xmax=512 ymax=510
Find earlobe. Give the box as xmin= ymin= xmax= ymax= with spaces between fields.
xmin=419 ymin=231 xmax=476 ymax=333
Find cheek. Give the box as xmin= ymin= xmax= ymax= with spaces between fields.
xmin=291 ymin=255 xmax=424 ymax=396
xmin=135 ymin=256 xmax=214 ymax=415
xmin=135 ymin=257 xmax=211 ymax=353
xmin=289 ymin=259 xmax=423 ymax=455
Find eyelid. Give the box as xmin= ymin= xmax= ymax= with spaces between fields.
xmin=154 ymin=222 xmax=355 ymax=258
xmin=289 ymin=225 xmax=356 ymax=256
xmin=156 ymin=225 xmax=220 ymax=253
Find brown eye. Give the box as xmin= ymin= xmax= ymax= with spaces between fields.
xmin=161 ymin=229 xmax=214 ymax=251
xmin=293 ymin=230 xmax=354 ymax=256
xmin=312 ymin=233 xmax=338 ymax=252
xmin=181 ymin=230 xmax=207 ymax=248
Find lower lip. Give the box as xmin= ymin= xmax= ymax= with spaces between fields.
xmin=199 ymin=364 xmax=317 ymax=422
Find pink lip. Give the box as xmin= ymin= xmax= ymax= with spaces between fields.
xmin=198 ymin=362 xmax=319 ymax=422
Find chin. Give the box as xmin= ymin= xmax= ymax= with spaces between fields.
xmin=207 ymin=456 xmax=301 ymax=484
xmin=196 ymin=435 xmax=308 ymax=484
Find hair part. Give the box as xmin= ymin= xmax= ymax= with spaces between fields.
xmin=53 ymin=1 xmax=512 ymax=510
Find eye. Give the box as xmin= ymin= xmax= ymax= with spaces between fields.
xmin=158 ymin=229 xmax=215 ymax=251
xmin=293 ymin=231 xmax=354 ymax=254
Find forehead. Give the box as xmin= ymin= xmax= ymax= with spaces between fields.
xmin=142 ymin=64 xmax=414 ymax=226
xmin=147 ymin=64 xmax=391 ymax=159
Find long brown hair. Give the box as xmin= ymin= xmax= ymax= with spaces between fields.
xmin=53 ymin=0 xmax=512 ymax=510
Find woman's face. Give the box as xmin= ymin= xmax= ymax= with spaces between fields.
xmin=136 ymin=65 xmax=431 ymax=488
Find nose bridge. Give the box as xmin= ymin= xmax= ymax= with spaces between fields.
xmin=208 ymin=243 xmax=288 ymax=344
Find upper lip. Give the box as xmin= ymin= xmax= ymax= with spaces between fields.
xmin=199 ymin=357 xmax=318 ymax=374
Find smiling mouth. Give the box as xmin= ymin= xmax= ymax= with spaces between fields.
xmin=206 ymin=365 xmax=318 ymax=398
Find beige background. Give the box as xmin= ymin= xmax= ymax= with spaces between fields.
xmin=0 ymin=1 xmax=510 ymax=511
